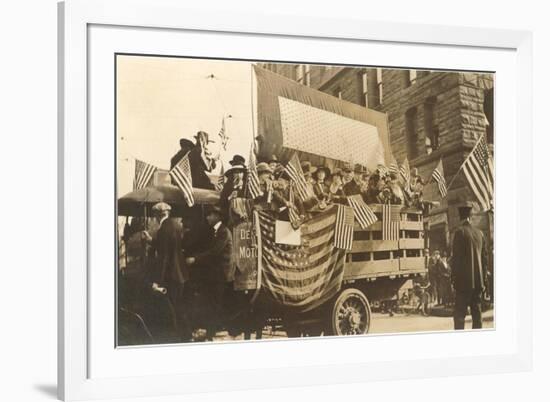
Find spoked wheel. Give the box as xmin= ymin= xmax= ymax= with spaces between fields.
xmin=331 ymin=288 xmax=371 ymax=336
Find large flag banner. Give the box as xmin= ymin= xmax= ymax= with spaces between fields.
xmin=334 ymin=204 xmax=354 ymax=250
xmin=247 ymin=147 xmax=263 ymax=199
xmin=347 ymin=194 xmax=378 ymax=229
xmin=432 ymin=158 xmax=448 ymax=198
xmin=463 ymin=135 xmax=494 ymax=211
xmin=133 ymin=159 xmax=157 ymax=191
xmin=169 ymin=154 xmax=194 ymax=207
xmin=284 ymin=153 xmax=311 ymax=202
xmin=382 ymin=204 xmax=400 ymax=241
xmin=257 ymin=205 xmax=346 ymax=312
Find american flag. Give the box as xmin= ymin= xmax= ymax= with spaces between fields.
xmin=389 ymin=156 xmax=399 ymax=176
xmin=284 ymin=153 xmax=311 ymax=202
xmin=431 ymin=158 xmax=448 ymax=198
xmin=247 ymin=147 xmax=263 ymax=199
xmin=288 ymin=184 xmax=302 ymax=229
xmin=382 ymin=203 xmax=400 ymax=241
xmin=377 ymin=163 xmax=389 ymax=176
xmin=257 ymin=206 xmax=346 ymax=312
xmin=462 ymin=135 xmax=494 ymax=211
xmin=334 ymin=204 xmax=354 ymax=250
xmin=133 ymin=159 xmax=157 ymax=190
xmin=169 ymin=154 xmax=194 ymax=207
xmin=218 ymin=118 xmax=229 ymax=151
xmin=399 ymin=157 xmax=411 ymax=184
xmin=217 ymin=163 xmax=225 ymax=190
xmin=347 ymin=194 xmax=378 ymax=229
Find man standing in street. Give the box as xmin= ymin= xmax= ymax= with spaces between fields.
xmin=185 ymin=205 xmax=233 ymax=340
xmin=142 ymin=202 xmax=190 ymax=340
xmin=451 ymin=201 xmax=488 ymax=330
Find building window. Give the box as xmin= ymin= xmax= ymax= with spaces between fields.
xmin=295 ymin=64 xmax=304 ymax=84
xmin=376 ymin=68 xmax=383 ymax=105
xmin=304 ymin=64 xmax=311 ymax=86
xmin=424 ymin=96 xmax=439 ymax=154
xmin=406 ymin=107 xmax=419 ymax=159
xmin=404 ymin=69 xmax=417 ymax=87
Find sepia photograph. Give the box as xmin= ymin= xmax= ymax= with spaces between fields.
xmin=116 ymin=54 xmax=494 ymax=346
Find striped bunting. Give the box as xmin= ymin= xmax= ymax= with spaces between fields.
xmin=431 ymin=158 xmax=448 ymax=198
xmin=334 ymin=204 xmax=354 ymax=250
xmin=284 ymin=153 xmax=311 ymax=202
xmin=347 ymin=194 xmax=378 ymax=229
xmin=247 ymin=147 xmax=263 ymax=199
xmin=257 ymin=206 xmax=346 ymax=312
xmin=133 ymin=159 xmax=157 ymax=191
xmin=463 ymin=135 xmax=494 ymax=211
xmin=382 ymin=203 xmax=400 ymax=241
xmin=169 ymin=154 xmax=194 ymax=207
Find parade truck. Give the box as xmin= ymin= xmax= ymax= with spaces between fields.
xmin=117 ymin=65 xmax=429 ymax=342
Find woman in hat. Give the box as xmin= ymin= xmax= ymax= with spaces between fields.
xmin=219 ymin=158 xmax=247 ymax=226
xmin=328 ymin=172 xmax=347 ymax=205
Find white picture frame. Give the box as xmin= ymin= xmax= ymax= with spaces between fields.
xmin=58 ymin=0 xmax=533 ymax=400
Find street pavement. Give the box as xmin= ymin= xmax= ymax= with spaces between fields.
xmin=210 ymin=310 xmax=494 ymax=341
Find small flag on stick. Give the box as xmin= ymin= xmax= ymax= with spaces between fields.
xmin=133 ymin=159 xmax=157 ymax=191
xmin=247 ymin=147 xmax=263 ymax=199
xmin=347 ymin=194 xmax=378 ymax=229
xmin=431 ymin=158 xmax=448 ymax=198
xmin=284 ymin=153 xmax=311 ymax=202
xmin=169 ymin=154 xmax=194 ymax=207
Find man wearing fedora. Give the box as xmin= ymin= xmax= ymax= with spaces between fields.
xmin=185 ymin=205 xmax=233 ymax=340
xmin=142 ymin=202 xmax=190 ymax=340
xmin=220 ymin=155 xmax=248 ymax=227
xmin=451 ymin=201 xmax=488 ymax=330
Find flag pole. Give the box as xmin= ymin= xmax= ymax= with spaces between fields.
xmin=445 ymin=133 xmax=485 ymax=192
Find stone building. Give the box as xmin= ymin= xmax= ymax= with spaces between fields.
xmin=260 ymin=62 xmax=494 ymax=252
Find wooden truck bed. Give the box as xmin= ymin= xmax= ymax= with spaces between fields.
xmin=343 ymin=204 xmax=427 ymax=281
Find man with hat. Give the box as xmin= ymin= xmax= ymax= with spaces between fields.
xmin=185 ymin=205 xmax=233 ymax=340
xmin=187 ymin=131 xmax=217 ymax=190
xmin=451 ymin=201 xmax=488 ymax=330
xmin=312 ymin=166 xmax=331 ymax=204
xmin=220 ymin=155 xmax=247 ymax=226
xmin=268 ymin=155 xmax=281 ymax=173
xmin=253 ymin=162 xmax=287 ymax=213
xmin=142 ymin=202 xmax=190 ymax=339
xmin=343 ymin=164 xmax=365 ymax=197
xmin=170 ymin=138 xmax=195 ymax=170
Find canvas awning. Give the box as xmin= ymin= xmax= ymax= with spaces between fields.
xmin=254 ymin=65 xmax=392 ymax=170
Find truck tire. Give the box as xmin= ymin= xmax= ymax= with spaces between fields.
xmin=331 ymin=288 xmax=371 ymax=336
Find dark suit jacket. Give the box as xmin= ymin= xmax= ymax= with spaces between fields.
xmin=192 ymin=222 xmax=233 ymax=283
xmin=187 ymin=146 xmax=216 ymax=190
xmin=152 ymin=218 xmax=188 ymax=286
xmin=451 ymin=221 xmax=488 ymax=291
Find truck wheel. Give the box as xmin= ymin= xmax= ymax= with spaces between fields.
xmin=331 ymin=288 xmax=371 ymax=335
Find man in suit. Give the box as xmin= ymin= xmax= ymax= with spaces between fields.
xmin=187 ymin=131 xmax=217 ymax=190
xmin=451 ymin=202 xmax=488 ymax=330
xmin=170 ymin=138 xmax=195 ymax=170
xmin=185 ymin=205 xmax=233 ymax=340
xmin=142 ymin=202 xmax=190 ymax=340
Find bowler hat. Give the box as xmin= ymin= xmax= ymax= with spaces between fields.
xmin=224 ymin=164 xmax=247 ymax=176
xmin=313 ymin=166 xmax=331 ymax=179
xmin=229 ymin=154 xmax=246 ymax=166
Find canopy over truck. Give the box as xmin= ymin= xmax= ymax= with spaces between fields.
xmin=254 ymin=65 xmax=392 ymax=171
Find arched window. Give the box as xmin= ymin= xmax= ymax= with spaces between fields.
xmin=406 ymin=107 xmax=419 ymax=159
xmin=424 ymin=96 xmax=439 ymax=154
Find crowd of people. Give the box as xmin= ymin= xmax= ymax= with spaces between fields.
xmin=217 ymin=152 xmax=429 ymax=229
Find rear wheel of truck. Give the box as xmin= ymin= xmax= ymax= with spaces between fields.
xmin=331 ymin=288 xmax=371 ymax=335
